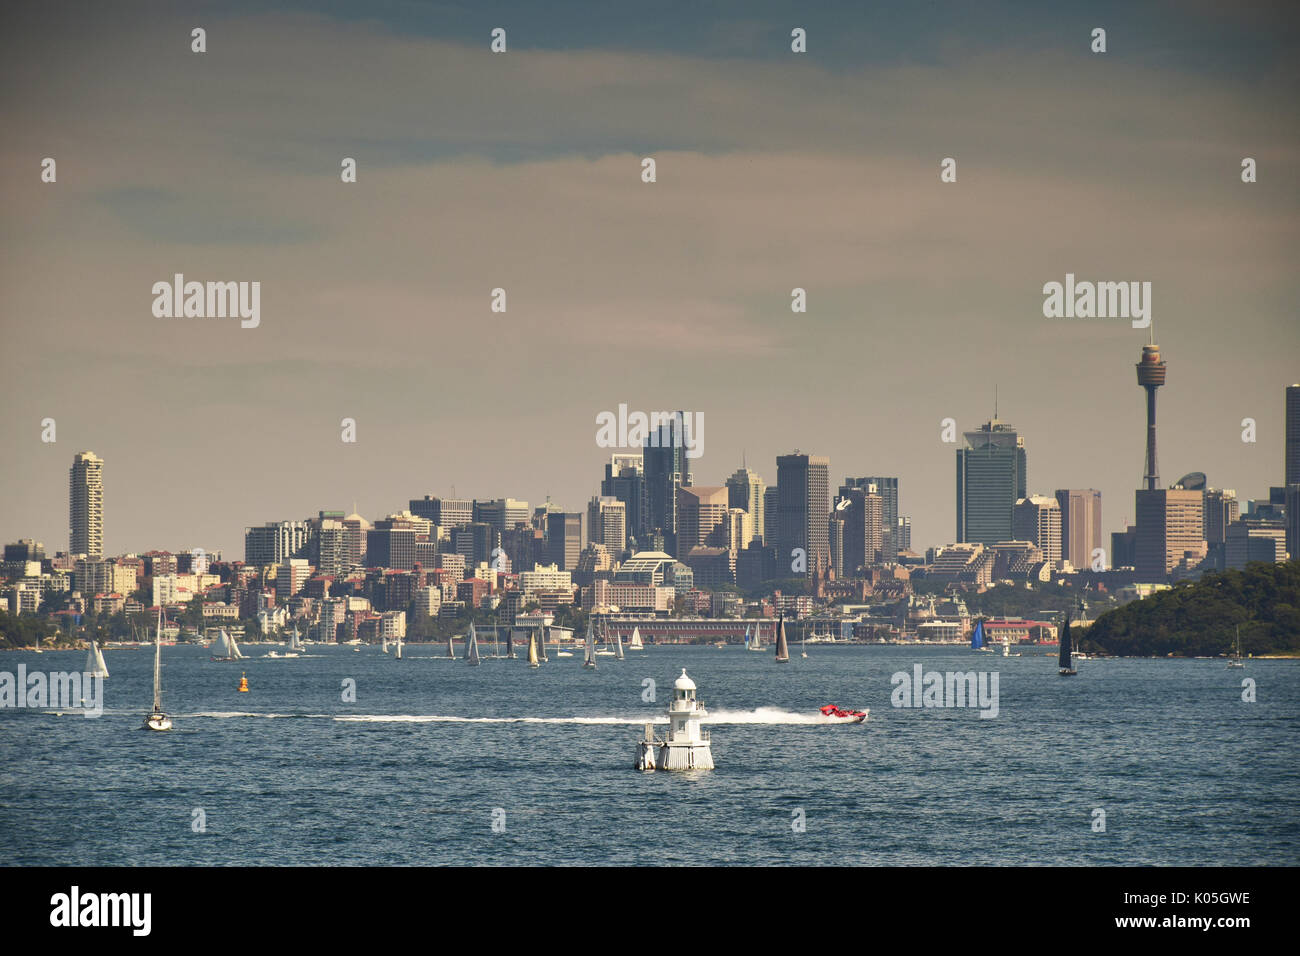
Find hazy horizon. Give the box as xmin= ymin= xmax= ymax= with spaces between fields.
xmin=2 ymin=1 xmax=1297 ymax=559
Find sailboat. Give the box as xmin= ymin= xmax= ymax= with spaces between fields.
xmin=1058 ymin=611 xmax=1077 ymax=676
xmin=144 ymin=609 xmax=172 ymax=731
xmin=446 ymin=634 xmax=456 ymax=660
xmin=614 ymin=626 xmax=625 ymax=661
xmin=466 ymin=623 xmax=480 ymax=665
xmin=394 ymin=631 xmax=402 ymax=660
xmin=1228 ymin=624 xmax=1245 ymax=668
xmin=743 ymin=625 xmax=751 ymax=651
xmin=774 ymin=615 xmax=790 ymax=663
xmin=582 ymin=621 xmax=597 ymax=669
xmin=800 ymin=624 xmax=808 ymax=659
xmin=629 ymin=626 xmax=643 ymax=650
xmin=595 ymin=618 xmax=615 ymax=656
xmin=539 ymin=629 xmax=549 ymax=662
xmin=382 ymin=635 xmax=389 ymax=653
xmin=289 ymin=625 xmax=303 ymax=654
xmin=750 ymin=622 xmax=764 ymax=651
xmin=210 ymin=627 xmax=243 ymax=662
xmin=971 ymin=618 xmax=992 ymax=651
xmin=85 ymin=637 xmax=109 ymax=678
xmin=527 ymin=631 xmax=540 ymax=668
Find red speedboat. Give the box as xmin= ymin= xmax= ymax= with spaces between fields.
xmin=819 ymin=705 xmax=868 ymax=723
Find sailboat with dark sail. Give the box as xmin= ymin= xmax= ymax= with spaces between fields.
xmin=774 ymin=615 xmax=790 ymax=663
xmin=144 ymin=609 xmax=172 ymax=731
xmin=582 ymin=621 xmax=597 ymax=669
xmin=1058 ymin=610 xmax=1077 ymax=676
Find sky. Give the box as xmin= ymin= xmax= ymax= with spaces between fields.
xmin=1 ymin=0 xmax=1298 ymax=560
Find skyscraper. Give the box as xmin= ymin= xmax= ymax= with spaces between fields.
xmin=1055 ymin=489 xmax=1102 ymax=570
xmin=843 ymin=477 xmax=898 ymax=561
xmin=1013 ymin=495 xmax=1063 ymax=570
xmin=1135 ymin=489 xmax=1204 ymax=580
xmin=601 ymin=454 xmax=645 ymax=545
xmin=776 ymin=453 xmax=830 ymax=578
xmin=546 ymin=512 xmax=583 ymax=571
xmin=725 ymin=466 xmax=766 ymax=546
xmin=835 ymin=481 xmax=884 ymax=573
xmin=643 ymin=411 xmax=692 ymax=556
xmin=676 ymin=486 xmax=729 ymax=553
xmin=956 ymin=421 xmax=1026 ymax=546
xmin=69 ymin=451 xmax=104 ymax=557
xmin=1286 ymin=384 xmax=1300 ymax=487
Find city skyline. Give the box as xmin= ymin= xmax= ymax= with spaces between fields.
xmin=2 ymin=2 xmax=1297 ymax=558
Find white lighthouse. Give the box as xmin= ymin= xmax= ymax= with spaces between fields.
xmin=636 ymin=669 xmax=714 ymax=771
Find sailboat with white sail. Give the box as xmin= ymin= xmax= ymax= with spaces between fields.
xmin=595 ymin=618 xmax=615 ymax=656
xmin=394 ymin=631 xmax=403 ymax=660
xmin=629 ymin=626 xmax=644 ymax=650
xmin=210 ymin=627 xmax=243 ymax=662
xmin=527 ymin=631 xmax=540 ymax=668
xmin=582 ymin=621 xmax=597 ymax=669
xmin=614 ymin=626 xmax=625 ymax=661
xmin=774 ymin=615 xmax=790 ymax=663
xmin=749 ymin=622 xmax=764 ymax=651
xmin=85 ymin=637 xmax=109 ymax=678
xmin=382 ymin=635 xmax=389 ymax=653
xmin=144 ymin=609 xmax=172 ymax=731
xmin=446 ymin=634 xmax=456 ymax=660
xmin=1228 ymin=624 xmax=1245 ymax=668
xmin=466 ymin=623 xmax=480 ymax=666
xmin=800 ymin=623 xmax=808 ymax=659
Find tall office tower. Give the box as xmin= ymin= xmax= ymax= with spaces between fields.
xmin=244 ymin=520 xmax=310 ymax=567
xmin=69 ymin=451 xmax=104 ymax=557
xmin=643 ymin=411 xmax=692 ymax=556
xmin=450 ymin=522 xmax=497 ymax=569
xmin=1013 ymin=495 xmax=1063 ymax=570
xmin=1226 ymin=517 xmax=1288 ymax=569
xmin=843 ymin=477 xmax=898 ymax=560
xmin=828 ymin=514 xmax=845 ymax=577
xmin=341 ymin=511 xmax=371 ymax=567
xmin=1137 ymin=342 xmax=1167 ymax=490
xmin=473 ymin=498 xmax=530 ymax=535
xmin=676 ymin=486 xmax=729 ymax=553
xmin=587 ymin=496 xmax=628 ymax=554
xmin=834 ymin=483 xmax=883 ymax=574
xmin=722 ymin=508 xmax=754 ymax=553
xmin=601 ymin=454 xmax=646 ymax=544
xmin=725 ymin=466 xmax=766 ymax=546
xmin=1055 ymin=489 xmax=1102 ymax=570
xmin=763 ymin=486 xmax=779 ymax=545
xmin=1135 ymin=489 xmax=1204 ymax=581
xmin=1203 ymin=489 xmax=1239 ymax=545
xmin=897 ymin=516 xmax=912 ymax=553
xmin=502 ymin=524 xmax=545 ymax=574
xmin=367 ymin=518 xmax=417 ymax=570
xmin=546 ymin=512 xmax=583 ymax=571
xmin=956 ymin=420 xmax=1026 ymax=545
xmin=776 ymin=453 xmax=831 ymax=578
xmin=409 ymin=495 xmax=473 ymax=530
xmin=1287 ymin=384 xmax=1300 ymax=487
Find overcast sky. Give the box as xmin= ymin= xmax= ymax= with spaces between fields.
xmin=2 ymin=0 xmax=1297 ymax=559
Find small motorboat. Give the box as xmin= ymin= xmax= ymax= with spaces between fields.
xmin=819 ymin=705 xmax=868 ymax=723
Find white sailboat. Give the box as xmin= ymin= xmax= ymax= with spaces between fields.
xmin=394 ymin=631 xmax=403 ymax=660
xmin=527 ymin=631 xmax=540 ymax=668
xmin=749 ymin=622 xmax=764 ymax=651
xmin=466 ymin=623 xmax=480 ymax=666
xmin=629 ymin=626 xmax=643 ymax=650
xmin=582 ymin=621 xmax=597 ymax=669
xmin=615 ymin=626 xmax=625 ymax=661
xmin=446 ymin=634 xmax=456 ymax=660
xmin=595 ymin=618 xmax=615 ymax=656
xmin=144 ymin=609 xmax=172 ymax=731
xmin=774 ymin=615 xmax=790 ymax=663
xmin=210 ymin=627 xmax=242 ymax=661
xmin=1228 ymin=624 xmax=1245 ymax=668
xmin=382 ymin=635 xmax=389 ymax=653
xmin=85 ymin=638 xmax=109 ymax=678
xmin=800 ymin=623 xmax=808 ymax=659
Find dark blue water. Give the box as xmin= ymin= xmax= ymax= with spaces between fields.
xmin=1 ymin=644 xmax=1296 ymax=865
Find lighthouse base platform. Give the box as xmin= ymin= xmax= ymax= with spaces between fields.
xmin=656 ymin=741 xmax=714 ymax=771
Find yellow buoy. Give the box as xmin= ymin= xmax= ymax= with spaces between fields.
xmin=237 ymin=672 xmax=249 ymax=693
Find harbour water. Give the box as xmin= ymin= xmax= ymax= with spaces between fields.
xmin=1 ymin=644 xmax=1295 ymax=865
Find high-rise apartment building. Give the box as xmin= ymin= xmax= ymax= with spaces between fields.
xmin=587 ymin=496 xmax=628 ymax=555
xmin=245 ymin=520 xmax=309 ymax=567
xmin=776 ymin=453 xmax=830 ymax=578
xmin=69 ymin=451 xmax=104 ymax=557
xmin=956 ymin=421 xmax=1026 ymax=546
